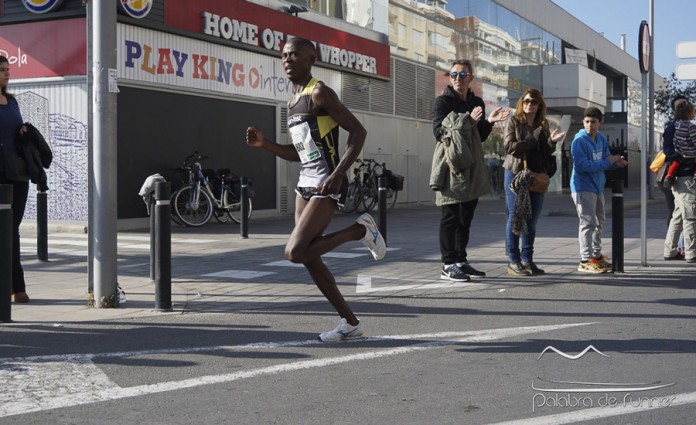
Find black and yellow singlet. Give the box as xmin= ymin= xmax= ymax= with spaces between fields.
xmin=287 ymin=77 xmax=340 ymax=190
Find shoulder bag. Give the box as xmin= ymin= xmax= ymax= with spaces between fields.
xmin=524 ymin=157 xmax=549 ymax=193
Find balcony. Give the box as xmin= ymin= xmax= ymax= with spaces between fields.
xmin=542 ymin=63 xmax=607 ymax=115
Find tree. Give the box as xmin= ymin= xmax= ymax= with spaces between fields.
xmin=655 ymin=72 xmax=696 ymax=120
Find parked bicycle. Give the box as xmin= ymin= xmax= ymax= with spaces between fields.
xmin=340 ymin=158 xmax=403 ymax=213
xmin=171 ymin=152 xmax=253 ymax=227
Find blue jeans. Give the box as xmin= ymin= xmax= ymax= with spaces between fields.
xmin=504 ymin=169 xmax=544 ymax=263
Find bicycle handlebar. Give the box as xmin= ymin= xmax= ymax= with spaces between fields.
xmin=182 ymin=151 xmax=209 ymax=166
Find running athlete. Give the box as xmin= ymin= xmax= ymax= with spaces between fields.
xmin=246 ymin=37 xmax=386 ymax=342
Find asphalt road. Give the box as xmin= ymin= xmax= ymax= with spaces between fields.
xmin=2 ymin=268 xmax=694 ymax=425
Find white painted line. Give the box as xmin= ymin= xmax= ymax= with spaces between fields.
xmin=322 ymin=252 xmax=369 ymax=259
xmin=29 ymin=238 xmax=89 ymax=247
xmin=489 ymin=390 xmax=696 ymax=425
xmin=356 ymin=274 xmax=486 ymax=293
xmin=116 ymin=243 xmax=151 ymax=250
xmin=120 ymin=262 xmax=150 ymax=268
xmin=202 ymin=270 xmax=276 ymax=279
xmin=262 ymin=260 xmax=305 ymax=268
xmin=0 ymin=323 xmax=592 ymax=418
xmin=352 ymin=246 xmax=401 ymax=252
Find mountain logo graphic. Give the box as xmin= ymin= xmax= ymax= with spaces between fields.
xmin=537 ymin=345 xmax=610 ymax=360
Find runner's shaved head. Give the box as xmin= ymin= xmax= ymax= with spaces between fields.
xmin=287 ymin=37 xmax=316 ymax=58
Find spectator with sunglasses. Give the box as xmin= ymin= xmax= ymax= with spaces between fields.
xmin=431 ymin=60 xmax=509 ymax=282
xmin=502 ymin=89 xmax=565 ymax=276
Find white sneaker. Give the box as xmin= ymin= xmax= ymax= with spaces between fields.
xmin=318 ymin=318 xmax=364 ymax=342
xmin=356 ymin=213 xmax=386 ymax=260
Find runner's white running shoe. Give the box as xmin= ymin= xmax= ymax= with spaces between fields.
xmin=357 ymin=213 xmax=386 ymax=260
xmin=318 ymin=318 xmax=364 ymax=342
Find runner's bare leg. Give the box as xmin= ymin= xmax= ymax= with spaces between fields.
xmin=285 ymin=195 xmax=364 ymax=325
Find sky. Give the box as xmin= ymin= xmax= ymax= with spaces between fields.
xmin=445 ymin=0 xmax=696 ymax=80
xmin=551 ymin=0 xmax=695 ymax=79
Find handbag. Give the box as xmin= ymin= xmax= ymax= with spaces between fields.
xmin=649 ymin=151 xmax=666 ymax=174
xmin=524 ymin=158 xmax=550 ymax=193
xmin=0 ymin=145 xmax=30 ymax=182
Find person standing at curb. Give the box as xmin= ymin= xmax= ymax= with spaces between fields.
xmin=502 ymin=89 xmax=565 ymax=276
xmin=662 ymin=95 xmax=691 ymax=261
xmin=246 ymin=38 xmax=385 ymax=342
xmin=0 ymin=55 xmax=30 ymax=303
xmin=430 ymin=59 xmax=509 ymax=282
xmin=570 ymin=107 xmax=628 ymax=273
xmin=663 ymin=98 xmax=696 ymax=263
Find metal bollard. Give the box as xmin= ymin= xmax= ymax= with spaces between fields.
xmin=149 ymin=195 xmax=156 ymax=280
xmin=154 ymin=182 xmax=172 ymax=311
xmin=37 ymin=191 xmax=48 ymax=262
xmin=377 ymin=176 xmax=387 ymax=245
xmin=1 ymin=184 xmax=13 ymax=322
xmin=611 ymin=180 xmax=624 ymax=273
xmin=240 ymin=176 xmax=249 ymax=239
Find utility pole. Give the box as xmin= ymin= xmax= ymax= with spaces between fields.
xmin=91 ymin=1 xmax=119 ymax=306
xmin=648 ymin=0 xmax=655 ymax=200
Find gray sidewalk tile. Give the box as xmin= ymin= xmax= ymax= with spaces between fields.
xmin=4 ymin=188 xmax=694 ymax=324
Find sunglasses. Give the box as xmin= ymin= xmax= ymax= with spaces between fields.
xmin=449 ymin=71 xmax=470 ymax=79
xmin=523 ymin=98 xmax=540 ymax=105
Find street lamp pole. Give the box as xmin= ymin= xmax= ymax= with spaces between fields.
xmin=91 ymin=1 xmax=119 ymax=306
xmin=648 ymin=0 xmax=655 ymax=200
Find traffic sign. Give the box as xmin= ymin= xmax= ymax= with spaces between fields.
xmin=676 ymin=63 xmax=696 ymax=80
xmin=639 ymin=21 xmax=650 ymax=74
xmin=676 ymin=41 xmax=696 ymax=59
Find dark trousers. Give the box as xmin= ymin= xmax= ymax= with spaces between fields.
xmin=0 ymin=177 xmax=29 ymax=293
xmin=439 ymin=198 xmax=478 ymax=264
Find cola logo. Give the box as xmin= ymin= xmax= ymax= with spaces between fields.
xmin=0 ymin=47 xmax=28 ymax=68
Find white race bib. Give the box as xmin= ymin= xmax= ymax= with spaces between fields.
xmin=289 ymin=122 xmax=321 ymax=164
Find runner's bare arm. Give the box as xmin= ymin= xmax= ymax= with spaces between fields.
xmin=246 ymin=126 xmax=300 ymax=162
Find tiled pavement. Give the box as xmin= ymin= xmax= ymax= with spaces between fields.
xmin=4 ymin=188 xmax=693 ymax=324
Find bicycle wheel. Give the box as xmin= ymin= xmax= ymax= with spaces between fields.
xmin=340 ymin=181 xmax=363 ymax=213
xmin=361 ymin=181 xmax=378 ymax=213
xmin=170 ymin=188 xmax=186 ymax=226
xmin=386 ymin=187 xmax=398 ymax=209
xmin=213 ymin=191 xmax=233 ymax=224
xmin=173 ymin=185 xmax=213 ymax=227
xmin=226 ymin=191 xmax=253 ymax=224
xmin=213 ymin=204 xmax=232 ymax=223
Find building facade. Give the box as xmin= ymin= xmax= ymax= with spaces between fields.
xmin=0 ymin=0 xmax=660 ymax=222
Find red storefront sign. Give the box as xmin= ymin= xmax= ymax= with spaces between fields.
xmin=165 ymin=0 xmax=390 ymax=78
xmin=0 ymin=18 xmax=86 ymax=78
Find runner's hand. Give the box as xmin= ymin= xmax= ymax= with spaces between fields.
xmin=246 ymin=127 xmax=266 ymax=148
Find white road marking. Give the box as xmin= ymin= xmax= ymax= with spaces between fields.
xmin=322 ymin=252 xmax=369 ymax=259
xmin=0 ymin=323 xmax=591 ymax=418
xmin=202 ymin=270 xmax=276 ymax=279
xmin=488 ymin=390 xmax=696 ymax=425
xmin=262 ymin=260 xmax=305 ymax=268
xmin=351 ymin=246 xmax=401 ymax=252
xmin=356 ymin=274 xmax=486 ymax=293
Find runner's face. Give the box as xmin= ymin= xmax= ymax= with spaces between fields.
xmin=282 ymin=41 xmax=313 ymax=82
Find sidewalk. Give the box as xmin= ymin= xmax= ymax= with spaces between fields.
xmin=5 ymin=188 xmax=692 ymax=325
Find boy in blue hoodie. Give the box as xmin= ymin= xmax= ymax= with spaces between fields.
xmin=570 ymin=107 xmax=628 ymax=273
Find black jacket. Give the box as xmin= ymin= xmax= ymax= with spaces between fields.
xmin=432 ymin=86 xmax=493 ymax=142
xmin=16 ymin=123 xmax=52 ymax=192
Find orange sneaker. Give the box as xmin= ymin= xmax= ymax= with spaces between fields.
xmin=577 ymin=258 xmax=606 ymax=274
